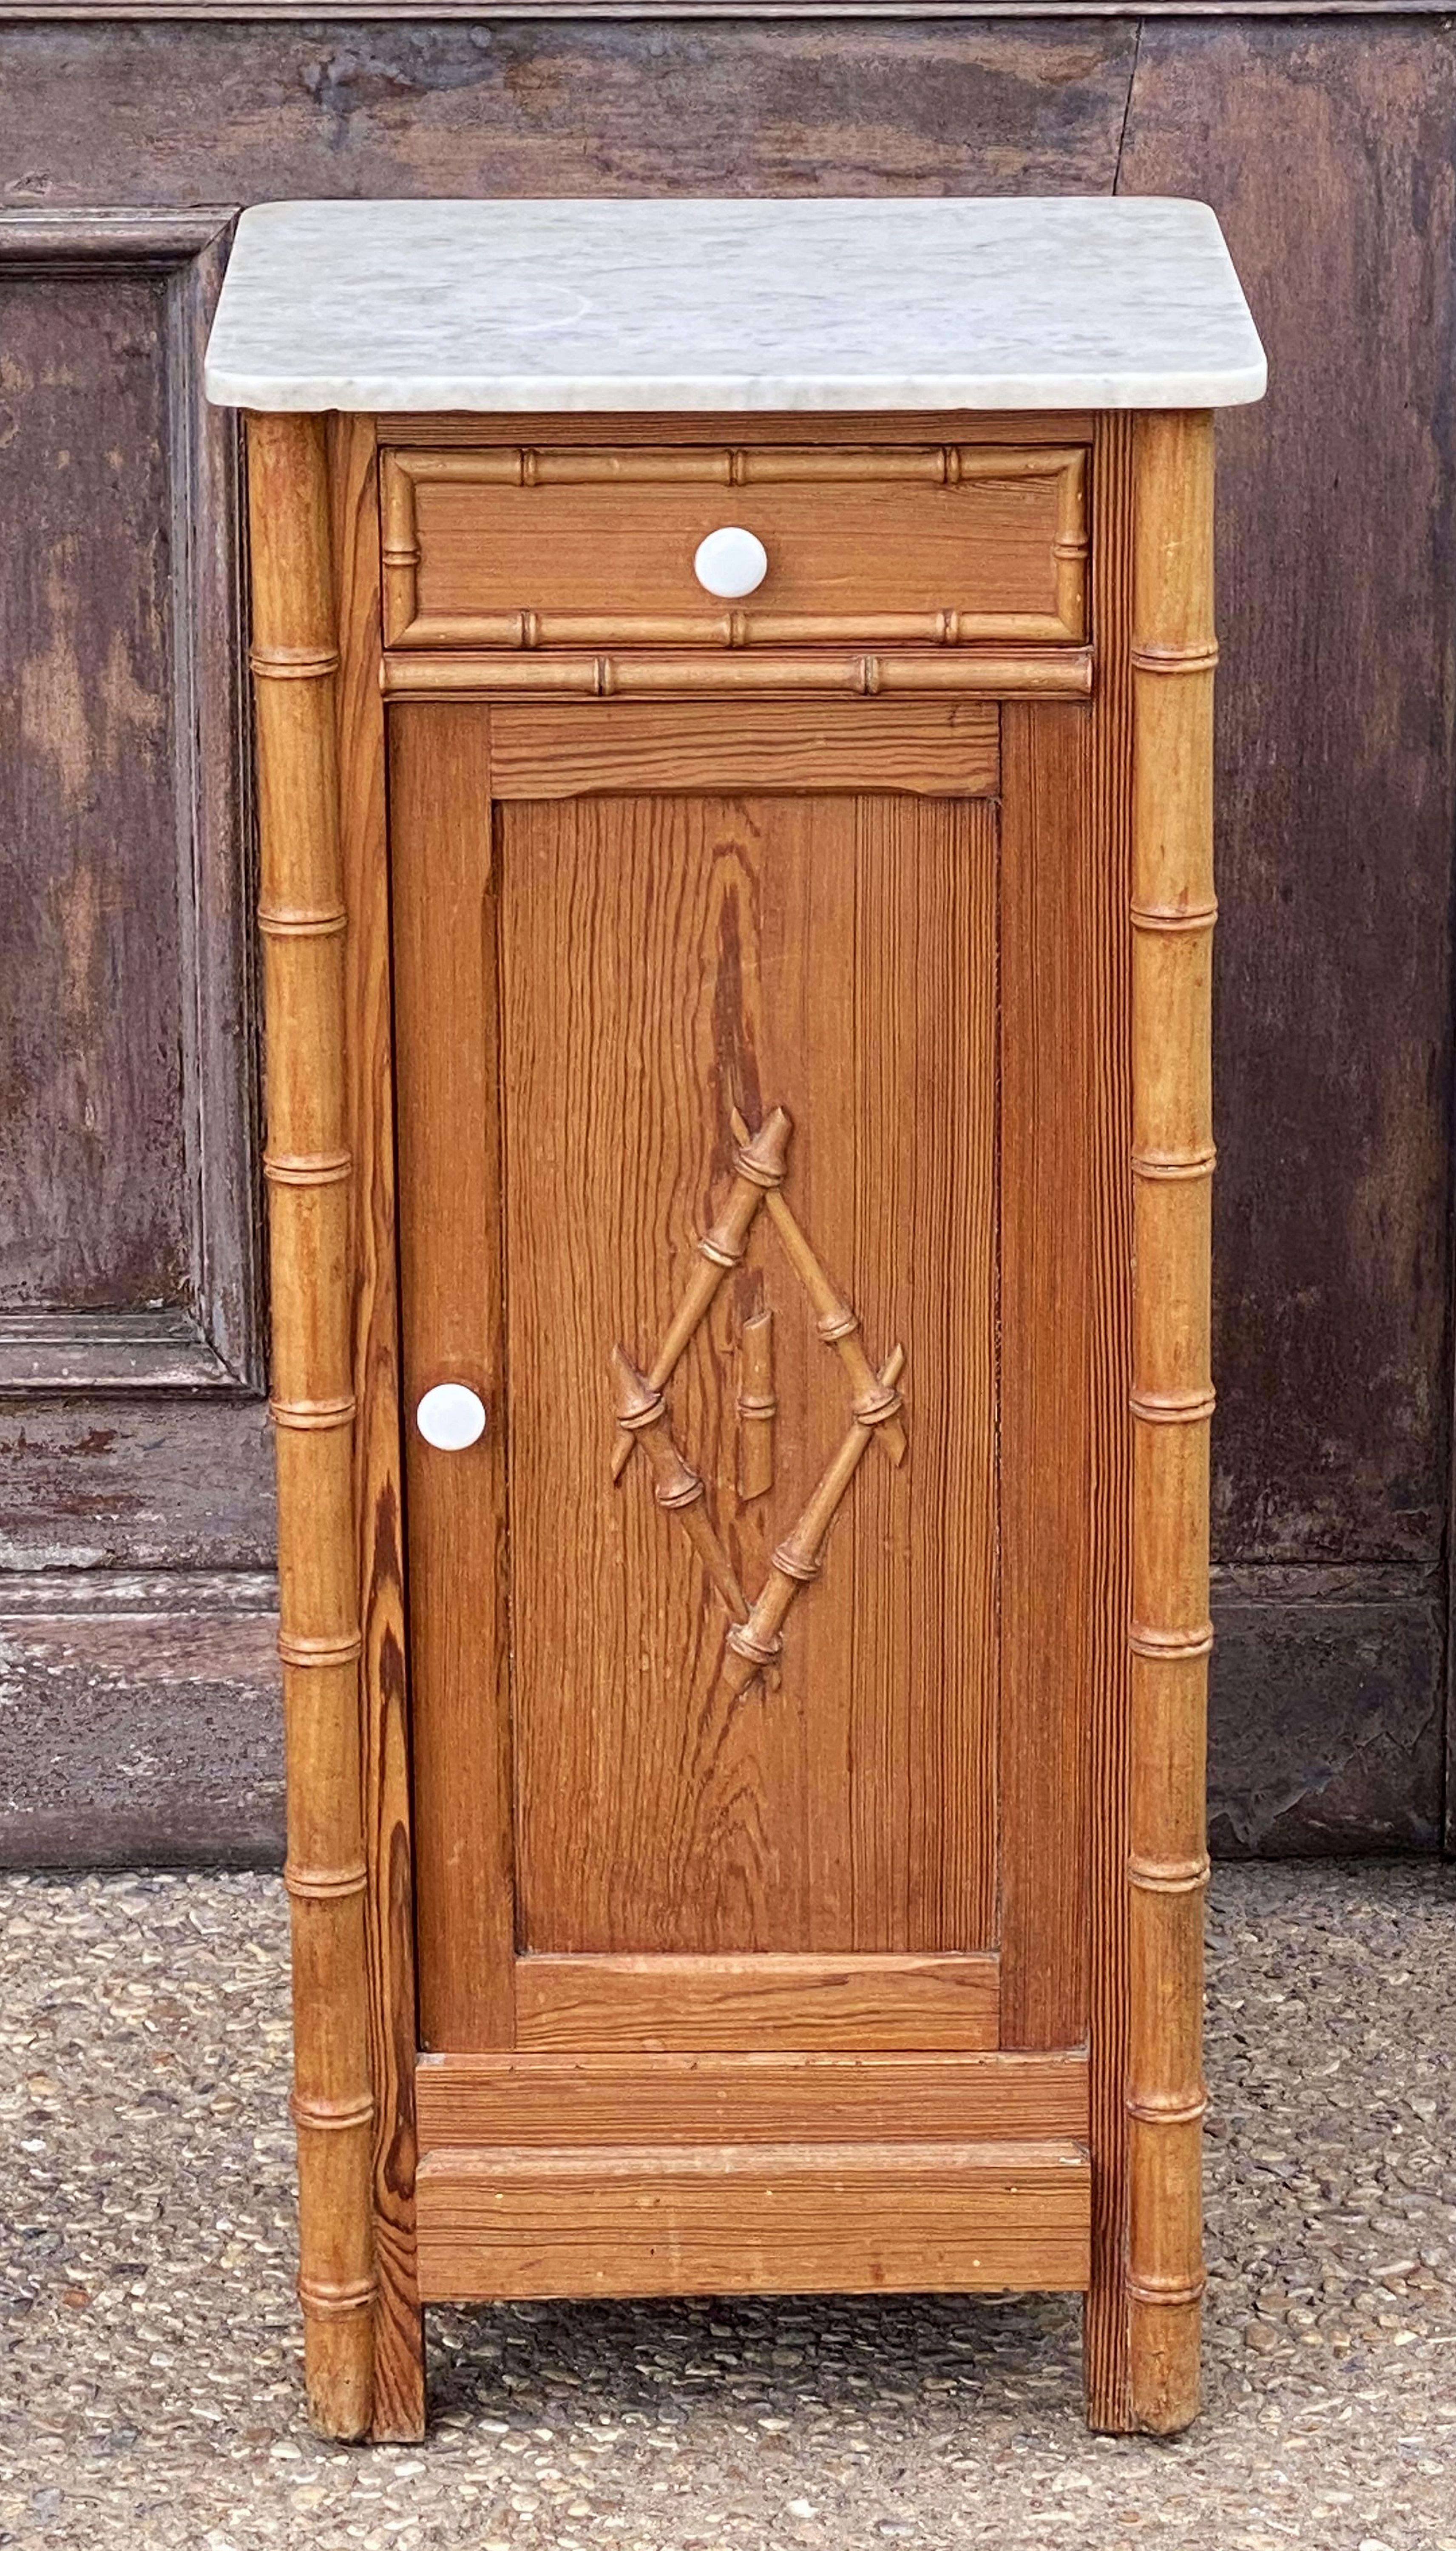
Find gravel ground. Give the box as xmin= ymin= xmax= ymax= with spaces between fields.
xmin=2 ymin=1860 xmax=1453 ymax=2549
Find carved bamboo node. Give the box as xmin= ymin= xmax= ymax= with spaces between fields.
xmin=733 ymin=1106 xmax=794 ymax=1187
xmin=283 ymin=1860 xmax=369 ymax=1901
xmin=290 ymin=2091 xmax=375 ymax=2132
xmin=738 ymin=1310 xmax=776 ymax=1500
xmin=853 ymin=1381 xmax=904 ymax=1428
xmin=297 ymin=2276 xmax=379 ymax=2321
xmin=258 ymin=906 xmax=349 ymax=940
xmin=1132 ymin=1145 xmax=1218 ymax=1182
xmin=610 ymin=1347 xmax=666 ymax=1433
xmin=936 ymin=609 xmax=961 ymax=645
xmin=1130 ymin=898 xmax=1219 ymax=935
xmin=1130 ymin=1386 xmax=1218 ymax=1425
xmin=1126 ymin=2088 xmax=1209 ymax=2125
xmin=655 ymin=1457 xmax=705 ymax=1512
xmin=264 ymin=1151 xmax=353 ymax=1187
xmin=942 ymin=446 xmax=961 ymax=485
xmin=1128 ymin=1854 xmax=1212 ymax=1895
xmin=248 ymin=644 xmax=342 ymax=681
xmin=698 ymin=1229 xmax=747 ymax=1270
xmin=278 ymin=1630 xmax=365 ymax=1668
xmin=270 ymin=1395 xmax=357 ymax=1433
xmin=1126 ymin=2275 xmax=1209 ymax=2309
xmin=1130 ymin=640 xmax=1220 ymax=675
xmin=1053 ymin=534 xmax=1091 ymax=560
xmin=859 ymin=656 xmax=882 ymax=696
xmin=726 ymin=1620 xmax=786 ymax=1670
xmin=770 ymin=1540 xmax=822 ymax=1585
xmin=1129 ymin=1621 xmax=1215 ymax=1660
xmin=380 ymin=541 xmax=421 ymax=568
xmin=816 ymin=1304 xmax=858 ymax=1342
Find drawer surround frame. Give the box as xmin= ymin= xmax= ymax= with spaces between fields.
xmin=380 ymin=436 xmax=1089 ymax=653
xmin=245 ymin=401 xmax=1215 ymax=2451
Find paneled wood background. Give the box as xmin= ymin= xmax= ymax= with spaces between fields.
xmin=0 ymin=3 xmax=1450 ymax=1864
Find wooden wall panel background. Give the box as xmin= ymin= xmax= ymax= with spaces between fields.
xmin=0 ymin=265 xmax=185 ymax=1307
xmin=0 ymin=9 xmax=1450 ymax=1861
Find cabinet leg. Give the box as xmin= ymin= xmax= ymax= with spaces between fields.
xmin=248 ymin=407 xmax=377 ymax=2442
xmin=1123 ymin=407 xmax=1217 ymax=2439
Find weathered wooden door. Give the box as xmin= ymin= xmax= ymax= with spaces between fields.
xmin=392 ymin=682 xmax=1095 ymax=2046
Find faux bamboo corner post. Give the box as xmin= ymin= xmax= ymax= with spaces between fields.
xmin=247 ymin=411 xmax=376 ymax=2441
xmin=1127 ymin=409 xmax=1218 ymax=2433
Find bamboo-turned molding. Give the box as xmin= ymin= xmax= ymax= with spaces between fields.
xmin=1127 ymin=409 xmax=1217 ymax=2436
xmin=737 ymin=1310 xmax=776 ymax=1500
xmin=247 ymin=412 xmax=377 ymax=2442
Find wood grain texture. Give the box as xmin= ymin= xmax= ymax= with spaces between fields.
xmin=415 ymin=2140 xmax=1091 ymax=2304
xmin=0 ymin=261 xmax=182 ymax=1310
xmin=486 ymin=699 xmax=1000 ymax=801
xmin=0 ymin=1398 xmax=275 ymax=1571
xmin=0 ymin=214 xmax=260 ymax=1389
xmin=389 ymin=703 xmax=514 ymax=2054
xmin=998 ymin=696 xmax=1094 ymax=2057
xmin=416 ymin=2049 xmax=1090 ymax=2149
xmin=497 ymin=787 xmax=997 ymax=1959
xmin=0 ymin=25 xmax=1137 ymax=208
xmin=513 ymin=1953 xmax=999 ymax=2053
xmin=387 ymin=442 xmax=1085 ymax=649
xmin=0 ymin=1307 xmax=230 ymax=1394
xmin=1081 ymin=409 xmax=1138 ymax=2436
xmin=386 ymin=412 xmax=1099 ymax=453
xmin=247 ymin=412 xmax=374 ymax=2443
xmin=329 ymin=411 xmax=424 ymax=2443
xmin=0 ymin=1566 xmax=283 ymax=1874
xmin=1121 ymin=25 xmax=1454 ymax=1598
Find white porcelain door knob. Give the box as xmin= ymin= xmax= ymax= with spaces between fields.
xmin=415 ymin=1381 xmax=486 ymax=1451
xmin=693 ymin=526 xmax=769 ymax=600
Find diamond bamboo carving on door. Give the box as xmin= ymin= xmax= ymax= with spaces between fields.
xmin=611 ymin=1107 xmax=905 ymax=1691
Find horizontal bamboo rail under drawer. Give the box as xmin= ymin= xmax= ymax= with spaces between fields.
xmin=381 ymin=646 xmax=1092 ymax=703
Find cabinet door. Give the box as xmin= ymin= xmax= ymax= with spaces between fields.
xmin=391 ymin=697 xmax=1095 ymax=2064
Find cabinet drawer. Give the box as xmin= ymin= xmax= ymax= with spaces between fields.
xmin=381 ymin=442 xmax=1088 ymax=651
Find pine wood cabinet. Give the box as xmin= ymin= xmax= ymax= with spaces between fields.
xmin=211 ymin=195 xmax=1263 ymax=2451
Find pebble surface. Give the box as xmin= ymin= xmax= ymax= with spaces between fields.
xmin=2 ymin=1861 xmax=1452 ymax=2549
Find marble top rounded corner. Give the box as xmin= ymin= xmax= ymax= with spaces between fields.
xmin=203 ymin=196 xmax=1267 ymax=417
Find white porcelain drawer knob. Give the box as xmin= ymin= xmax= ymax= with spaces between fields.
xmin=415 ymin=1382 xmax=486 ymax=1450
xmin=693 ymin=526 xmax=769 ymax=599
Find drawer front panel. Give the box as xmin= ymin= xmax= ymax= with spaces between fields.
xmin=382 ymin=443 xmax=1087 ymax=650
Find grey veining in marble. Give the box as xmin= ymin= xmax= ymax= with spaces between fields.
xmin=204 ymin=197 xmax=1266 ymax=414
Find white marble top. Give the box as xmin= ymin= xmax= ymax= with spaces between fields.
xmin=204 ymin=197 xmax=1265 ymax=415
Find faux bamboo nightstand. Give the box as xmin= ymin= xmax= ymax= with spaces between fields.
xmin=204 ymin=196 xmax=1265 ymax=2446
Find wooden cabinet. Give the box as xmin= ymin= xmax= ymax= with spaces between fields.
xmin=214 ymin=194 xmax=1263 ymax=2454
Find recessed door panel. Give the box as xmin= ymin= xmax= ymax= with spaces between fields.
xmin=497 ymin=789 xmax=998 ymax=1959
